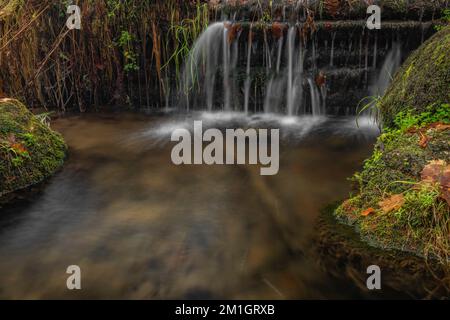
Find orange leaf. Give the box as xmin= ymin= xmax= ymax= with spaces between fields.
xmin=271 ymin=22 xmax=285 ymax=39
xmin=378 ymin=194 xmax=405 ymax=213
xmin=11 ymin=143 xmax=27 ymax=154
xmin=361 ymin=208 xmax=375 ymax=217
xmin=421 ymin=160 xmax=447 ymax=184
xmin=435 ymin=123 xmax=450 ymax=131
xmin=418 ymin=133 xmax=430 ymax=148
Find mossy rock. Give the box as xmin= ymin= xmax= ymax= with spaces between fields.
xmin=0 ymin=98 xmax=67 ymax=198
xmin=380 ymin=26 xmax=450 ymax=126
xmin=334 ymin=26 xmax=450 ymax=288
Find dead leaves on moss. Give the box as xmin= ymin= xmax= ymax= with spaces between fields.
xmin=378 ymin=194 xmax=406 ymax=213
xmin=421 ymin=160 xmax=450 ymax=205
xmin=418 ymin=132 xmax=431 ymax=148
xmin=361 ymin=208 xmax=375 ymax=217
xmin=406 ymin=122 xmax=450 ymax=148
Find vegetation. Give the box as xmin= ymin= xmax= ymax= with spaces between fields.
xmin=0 ymin=0 xmax=448 ymax=111
xmin=0 ymin=98 xmax=66 ymax=197
xmin=0 ymin=0 xmax=211 ymax=111
xmin=335 ymin=26 xmax=450 ymax=293
xmin=379 ymin=25 xmax=450 ymax=127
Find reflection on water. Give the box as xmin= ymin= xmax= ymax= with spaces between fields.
xmin=0 ymin=113 xmax=380 ymax=299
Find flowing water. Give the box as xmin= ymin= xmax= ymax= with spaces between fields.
xmin=0 ymin=113 xmax=385 ymax=299
xmin=0 ymin=18 xmax=428 ymax=299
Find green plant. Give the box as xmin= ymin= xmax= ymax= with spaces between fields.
xmin=356 ymin=95 xmax=382 ymax=128
xmin=35 ymin=112 xmax=53 ymax=127
xmin=392 ymin=103 xmax=450 ymax=132
xmin=435 ymin=9 xmax=450 ymax=31
xmin=117 ymin=30 xmax=139 ymax=73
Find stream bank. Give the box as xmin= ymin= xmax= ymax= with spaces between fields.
xmin=0 ymin=99 xmax=66 ymax=202
xmin=333 ymin=26 xmax=450 ymax=297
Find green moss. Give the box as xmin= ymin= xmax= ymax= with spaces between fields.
xmin=274 ymin=21 xmax=449 ymax=264
xmin=335 ymin=104 xmax=450 ymax=263
xmin=0 ymin=99 xmax=67 ymax=197
xmin=380 ymin=27 xmax=450 ymax=127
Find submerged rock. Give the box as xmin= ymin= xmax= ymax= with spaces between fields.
xmin=0 ymin=99 xmax=67 ymax=199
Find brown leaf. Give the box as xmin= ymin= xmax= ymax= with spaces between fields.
xmin=325 ymin=0 xmax=341 ymax=17
xmin=315 ymin=71 xmax=326 ymax=87
xmin=11 ymin=142 xmax=27 ymax=154
xmin=342 ymin=199 xmax=356 ymax=214
xmin=420 ymin=160 xmax=450 ymax=206
xmin=361 ymin=208 xmax=376 ymax=217
xmin=271 ymin=22 xmax=285 ymax=39
xmin=225 ymin=23 xmax=242 ymax=44
xmin=421 ymin=160 xmax=447 ymax=184
xmin=418 ymin=133 xmax=431 ymax=148
xmin=378 ymin=194 xmax=405 ymax=213
xmin=434 ymin=123 xmax=450 ymax=131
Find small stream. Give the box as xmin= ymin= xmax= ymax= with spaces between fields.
xmin=0 ymin=113 xmax=386 ymax=299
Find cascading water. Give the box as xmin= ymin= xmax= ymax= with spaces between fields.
xmin=244 ymin=25 xmax=253 ymax=114
xmin=370 ymin=42 xmax=402 ymax=97
xmin=179 ymin=20 xmax=417 ymax=117
xmin=182 ymin=22 xmax=224 ymax=111
xmin=286 ymin=26 xmax=296 ymax=116
xmin=307 ymin=78 xmax=323 ymax=116
xmin=223 ymin=24 xmax=231 ymax=111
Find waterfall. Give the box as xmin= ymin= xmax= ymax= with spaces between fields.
xmin=286 ymin=26 xmax=296 ymax=116
xmin=223 ymin=24 xmax=231 ymax=111
xmin=370 ymin=42 xmax=402 ymax=97
xmin=293 ymin=39 xmax=305 ymax=115
xmin=330 ymin=32 xmax=336 ymax=67
xmin=244 ymin=25 xmax=253 ymax=114
xmin=307 ymin=78 xmax=323 ymax=116
xmin=276 ymin=36 xmax=284 ymax=74
xmin=179 ymin=20 xmax=412 ymax=117
xmin=182 ymin=22 xmax=225 ymax=111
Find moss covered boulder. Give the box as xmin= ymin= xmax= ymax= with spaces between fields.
xmin=0 ymin=98 xmax=66 ymax=198
xmin=380 ymin=26 xmax=450 ymax=127
xmin=334 ymin=27 xmax=450 ymax=280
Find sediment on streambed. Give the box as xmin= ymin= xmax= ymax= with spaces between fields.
xmin=333 ymin=26 xmax=450 ymax=294
xmin=0 ymin=99 xmax=67 ymax=201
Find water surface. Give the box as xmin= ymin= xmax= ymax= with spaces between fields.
xmin=0 ymin=113 xmax=380 ymax=299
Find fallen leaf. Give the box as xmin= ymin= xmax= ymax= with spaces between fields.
xmin=342 ymin=199 xmax=356 ymax=214
xmin=378 ymin=194 xmax=405 ymax=213
xmin=421 ymin=160 xmax=447 ymax=184
xmin=406 ymin=122 xmax=450 ymax=135
xmin=420 ymin=160 xmax=450 ymax=207
xmin=11 ymin=143 xmax=27 ymax=154
xmin=430 ymin=122 xmax=450 ymax=131
xmin=361 ymin=208 xmax=376 ymax=217
xmin=418 ymin=133 xmax=431 ymax=148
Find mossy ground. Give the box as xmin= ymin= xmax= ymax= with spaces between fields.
xmin=0 ymin=98 xmax=66 ymax=198
xmin=336 ymin=111 xmax=449 ymax=252
xmin=335 ymin=26 xmax=450 ymax=291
